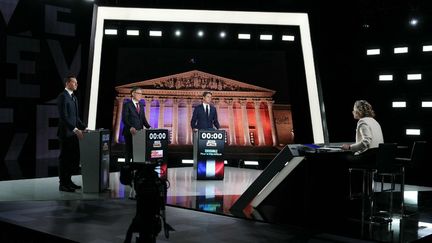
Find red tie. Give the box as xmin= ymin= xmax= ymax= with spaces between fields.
xmin=136 ymin=102 xmax=140 ymax=113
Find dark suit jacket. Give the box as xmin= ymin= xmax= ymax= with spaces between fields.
xmin=190 ymin=103 xmax=220 ymax=130
xmin=122 ymin=99 xmax=151 ymax=136
xmin=57 ymin=90 xmax=86 ymax=139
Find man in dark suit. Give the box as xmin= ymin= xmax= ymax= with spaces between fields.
xmin=122 ymin=87 xmax=151 ymax=163
xmin=57 ymin=75 xmax=86 ymax=192
xmin=191 ymin=91 xmax=220 ymax=131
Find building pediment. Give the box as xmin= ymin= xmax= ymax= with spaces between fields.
xmin=115 ymin=70 xmax=275 ymax=95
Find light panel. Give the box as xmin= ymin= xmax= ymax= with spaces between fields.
xmin=366 ymin=49 xmax=380 ymax=55
xmin=394 ymin=47 xmax=408 ymax=54
xmin=379 ymin=74 xmax=393 ymax=81
xmin=238 ymin=33 xmax=251 ymax=40
xmin=182 ymin=159 xmax=194 ymax=164
xmin=282 ymin=35 xmax=295 ymax=41
xmin=126 ymin=30 xmax=139 ymax=36
xmin=149 ymin=30 xmax=162 ymax=36
xmin=407 ymin=74 xmax=422 ymax=80
xmin=260 ymin=34 xmax=272 ymax=40
xmin=423 ymin=45 xmax=432 ymax=52
xmin=406 ymin=129 xmax=421 ymax=136
xmin=392 ymin=101 xmax=406 ymax=108
xmin=422 ymin=101 xmax=432 ymax=108
xmin=244 ymin=161 xmax=259 ymax=166
xmin=104 ymin=29 xmax=117 ymax=35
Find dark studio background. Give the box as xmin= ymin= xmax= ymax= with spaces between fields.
xmin=1 ymin=0 xmax=431 ymax=180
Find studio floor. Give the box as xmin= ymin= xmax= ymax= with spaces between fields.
xmin=0 ymin=167 xmax=432 ymax=242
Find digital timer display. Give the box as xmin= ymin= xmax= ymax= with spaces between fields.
xmin=200 ymin=132 xmax=224 ymax=140
xmin=147 ymin=132 xmax=168 ymax=140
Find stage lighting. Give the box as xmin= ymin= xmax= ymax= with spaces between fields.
xmin=219 ymin=31 xmax=226 ymax=38
xmin=392 ymin=101 xmax=406 ymax=108
xmin=407 ymin=74 xmax=422 ymax=80
xmin=260 ymin=34 xmax=272 ymax=40
xmin=238 ymin=33 xmax=250 ymax=40
xmin=149 ymin=30 xmax=162 ymax=37
xmin=406 ymin=129 xmax=420 ymax=135
xmin=423 ymin=45 xmax=432 ymax=52
xmin=282 ymin=35 xmax=295 ymax=41
xmin=366 ymin=49 xmax=380 ymax=55
xmin=244 ymin=161 xmax=259 ymax=166
xmin=409 ymin=18 xmax=418 ymax=26
xmin=182 ymin=159 xmax=194 ymax=164
xmin=104 ymin=29 xmax=117 ymax=35
xmin=379 ymin=74 xmax=393 ymax=81
xmin=117 ymin=157 xmax=125 ymax=162
xmin=197 ymin=30 xmax=204 ymax=37
xmin=175 ymin=30 xmax=182 ymax=37
xmin=394 ymin=47 xmax=408 ymax=54
xmin=126 ymin=30 xmax=139 ymax=36
xmin=422 ymin=101 xmax=432 ymax=107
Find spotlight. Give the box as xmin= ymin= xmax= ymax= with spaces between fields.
xmin=219 ymin=31 xmax=226 ymax=38
xmin=175 ymin=30 xmax=181 ymax=37
xmin=409 ymin=18 xmax=418 ymax=26
xmin=197 ymin=30 xmax=204 ymax=37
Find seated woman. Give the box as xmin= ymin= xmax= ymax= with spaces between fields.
xmin=342 ymin=100 xmax=384 ymax=165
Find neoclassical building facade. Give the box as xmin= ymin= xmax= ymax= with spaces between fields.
xmin=112 ymin=70 xmax=293 ymax=146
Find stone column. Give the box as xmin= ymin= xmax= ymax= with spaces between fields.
xmin=226 ymin=99 xmax=237 ymax=145
xmin=254 ymin=100 xmax=266 ymax=146
xmin=214 ymin=99 xmax=221 ymax=120
xmin=240 ymin=100 xmax=251 ymax=146
xmin=186 ymin=99 xmax=193 ymax=145
xmin=172 ymin=98 xmax=179 ymax=145
xmin=158 ymin=98 xmax=165 ymax=129
xmin=266 ymin=100 xmax=278 ymax=146
xmin=144 ymin=97 xmax=152 ymax=125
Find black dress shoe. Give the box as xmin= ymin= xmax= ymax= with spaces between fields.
xmin=59 ymin=185 xmax=75 ymax=192
xmin=69 ymin=182 xmax=82 ymax=189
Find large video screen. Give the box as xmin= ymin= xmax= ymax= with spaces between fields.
xmin=97 ymin=21 xmax=313 ymax=147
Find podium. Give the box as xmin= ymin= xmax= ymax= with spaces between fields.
xmin=79 ymin=129 xmax=110 ymax=193
xmin=132 ymin=129 xmax=169 ymax=178
xmin=193 ymin=129 xmax=225 ymax=180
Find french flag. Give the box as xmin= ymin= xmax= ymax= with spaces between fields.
xmin=198 ymin=160 xmax=224 ymax=179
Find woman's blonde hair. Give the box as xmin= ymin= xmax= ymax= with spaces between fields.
xmin=354 ymin=100 xmax=375 ymax=118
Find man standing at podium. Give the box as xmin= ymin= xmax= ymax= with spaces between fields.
xmin=57 ymin=75 xmax=86 ymax=192
xmin=122 ymin=87 xmax=151 ymax=163
xmin=191 ymin=91 xmax=220 ymax=131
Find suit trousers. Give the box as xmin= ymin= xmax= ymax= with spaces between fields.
xmin=58 ymin=135 xmax=80 ymax=185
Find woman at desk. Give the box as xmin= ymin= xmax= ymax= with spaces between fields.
xmin=341 ymin=100 xmax=384 ymax=162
